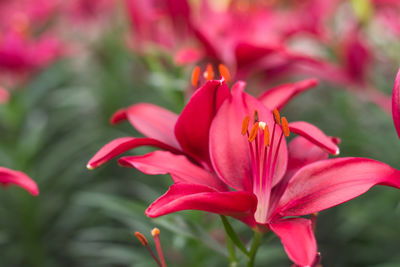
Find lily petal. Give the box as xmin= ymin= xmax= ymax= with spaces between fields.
xmin=285 ymin=136 xmax=330 ymax=179
xmin=268 ymin=136 xmax=330 ymax=216
xmin=289 ymin=121 xmax=339 ymax=155
xmin=0 ymin=167 xmax=39 ymax=196
xmin=110 ymin=108 xmax=128 ymax=125
xmin=210 ymin=84 xmax=288 ymax=191
xmin=393 ymin=67 xmax=400 ymax=139
xmin=146 ymin=183 xmax=257 ymax=225
xmin=87 ymin=137 xmax=181 ymax=169
xmin=274 ymin=157 xmax=400 ymax=217
xmin=175 ymin=80 xmax=230 ymax=166
xmin=270 ymin=218 xmax=317 ymax=267
xmin=258 ymin=78 xmax=318 ymax=110
xmin=126 ymin=103 xmax=180 ymax=149
xmin=118 ymin=151 xmax=228 ymax=191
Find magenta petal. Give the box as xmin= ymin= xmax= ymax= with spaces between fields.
xmin=270 ymin=218 xmax=317 ymax=267
xmin=175 ymin=80 xmax=230 ymax=165
xmin=258 ymin=78 xmax=318 ymax=110
xmin=87 ymin=137 xmax=181 ymax=169
xmin=146 ymin=183 xmax=257 ymax=222
xmin=268 ymin=136 xmax=330 ymax=218
xmin=118 ymin=151 xmax=228 ymax=191
xmin=392 ymin=67 xmax=400 ymax=139
xmin=210 ymin=87 xmax=288 ymax=191
xmin=285 ymin=136 xmax=330 ymax=179
xmin=289 ymin=121 xmax=339 ymax=155
xmin=0 ymin=167 xmax=39 ymax=196
xmin=110 ymin=108 xmax=128 ymax=125
xmin=126 ymin=103 xmax=180 ymax=149
xmin=274 ymin=157 xmax=400 ymax=217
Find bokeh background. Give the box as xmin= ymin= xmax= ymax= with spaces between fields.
xmin=0 ymin=0 xmax=399 ymax=266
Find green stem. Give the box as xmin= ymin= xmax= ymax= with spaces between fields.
xmin=220 ymin=216 xmax=249 ymax=256
xmin=246 ymin=231 xmax=263 ymax=267
xmin=226 ymin=234 xmax=237 ymax=267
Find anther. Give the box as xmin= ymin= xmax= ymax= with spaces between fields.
xmin=264 ymin=125 xmax=270 ymax=147
xmin=253 ymin=110 xmax=259 ymax=123
xmin=273 ymin=109 xmax=281 ymax=125
xmin=204 ymin=63 xmax=214 ymax=81
xmin=191 ymin=66 xmax=200 ymax=87
xmin=281 ymin=117 xmax=290 ymax=137
xmin=218 ymin=64 xmax=230 ymax=82
xmin=135 ymin=231 xmax=148 ymax=246
xmin=241 ymin=116 xmax=250 ymax=135
xmin=151 ymin=228 xmax=160 ymax=236
xmin=248 ymin=122 xmax=259 ymax=142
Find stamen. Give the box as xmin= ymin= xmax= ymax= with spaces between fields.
xmin=248 ymin=122 xmax=259 ymax=142
xmin=264 ymin=125 xmax=270 ymax=147
xmin=281 ymin=117 xmax=290 ymax=137
xmin=253 ymin=110 xmax=259 ymax=123
xmin=191 ymin=66 xmax=200 ymax=87
xmin=135 ymin=232 xmax=148 ymax=246
xmin=241 ymin=116 xmax=250 ymax=135
xmin=218 ymin=64 xmax=231 ymax=82
xmin=203 ymin=63 xmax=214 ymax=81
xmin=273 ymin=109 xmax=281 ymax=125
xmin=152 ymin=228 xmax=167 ymax=267
xmin=135 ymin=231 xmax=162 ymax=267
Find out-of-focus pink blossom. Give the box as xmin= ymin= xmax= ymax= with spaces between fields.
xmin=0 ymin=0 xmax=65 ymax=75
xmin=0 ymin=167 xmax=39 ymax=196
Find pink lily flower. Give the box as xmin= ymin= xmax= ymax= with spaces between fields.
xmin=0 ymin=0 xmax=64 ymax=76
xmin=88 ymin=77 xmax=339 ymax=265
xmin=0 ymin=167 xmax=39 ymax=196
xmin=90 ymin=76 xmax=400 ymax=265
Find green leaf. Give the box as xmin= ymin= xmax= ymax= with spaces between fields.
xmin=220 ymin=216 xmax=250 ymax=257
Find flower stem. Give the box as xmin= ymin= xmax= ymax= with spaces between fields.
xmin=226 ymin=233 xmax=238 ymax=267
xmin=246 ymin=231 xmax=263 ymax=267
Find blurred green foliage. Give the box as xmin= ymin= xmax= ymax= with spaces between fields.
xmin=0 ymin=7 xmax=399 ymax=267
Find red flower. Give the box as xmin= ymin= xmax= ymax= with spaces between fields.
xmin=0 ymin=167 xmax=39 ymax=196
xmin=88 ymin=77 xmax=340 ymax=266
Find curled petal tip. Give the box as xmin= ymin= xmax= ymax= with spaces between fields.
xmin=334 ymin=148 xmax=340 ymax=156
xmin=86 ymin=163 xmax=95 ymax=170
xmin=110 ymin=108 xmax=127 ymax=125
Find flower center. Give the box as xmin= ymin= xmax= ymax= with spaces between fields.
xmin=241 ymin=109 xmax=290 ymax=224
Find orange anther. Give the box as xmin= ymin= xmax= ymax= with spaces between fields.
xmin=273 ymin=109 xmax=281 ymax=125
xmin=253 ymin=110 xmax=259 ymax=123
xmin=151 ymin=228 xmax=160 ymax=236
xmin=281 ymin=117 xmax=290 ymax=137
xmin=203 ymin=63 xmax=214 ymax=81
xmin=248 ymin=122 xmax=259 ymax=142
xmin=218 ymin=64 xmax=230 ymax=82
xmin=191 ymin=66 xmax=200 ymax=87
xmin=264 ymin=125 xmax=270 ymax=147
xmin=135 ymin=232 xmax=148 ymax=246
xmin=241 ymin=116 xmax=250 ymax=135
